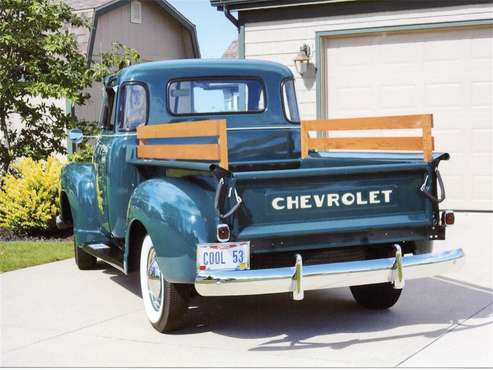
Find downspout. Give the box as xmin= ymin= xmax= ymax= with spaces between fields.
xmin=222 ymin=5 xmax=239 ymax=30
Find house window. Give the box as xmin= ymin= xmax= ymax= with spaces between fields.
xmin=130 ymin=0 xmax=142 ymax=24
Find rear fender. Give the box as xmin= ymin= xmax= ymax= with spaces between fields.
xmin=125 ymin=177 xmax=217 ymax=283
xmin=60 ymin=163 xmax=106 ymax=245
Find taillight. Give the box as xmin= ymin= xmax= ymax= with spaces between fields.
xmin=442 ymin=210 xmax=455 ymax=225
xmin=217 ymin=224 xmax=230 ymax=242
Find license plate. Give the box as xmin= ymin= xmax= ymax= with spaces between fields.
xmin=197 ymin=241 xmax=250 ymax=272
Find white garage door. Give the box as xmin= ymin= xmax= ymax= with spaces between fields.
xmin=324 ymin=26 xmax=493 ymax=211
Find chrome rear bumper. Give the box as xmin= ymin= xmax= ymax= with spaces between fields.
xmin=194 ymin=248 xmax=464 ymax=298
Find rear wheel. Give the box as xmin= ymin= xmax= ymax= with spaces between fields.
xmin=139 ymin=235 xmax=190 ymax=332
xmin=74 ymin=241 xmax=97 ymax=270
xmin=350 ymin=283 xmax=402 ymax=309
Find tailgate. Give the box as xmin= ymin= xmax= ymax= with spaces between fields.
xmin=232 ymin=162 xmax=434 ymax=240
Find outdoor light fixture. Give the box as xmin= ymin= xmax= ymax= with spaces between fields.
xmin=294 ymin=44 xmax=311 ymax=76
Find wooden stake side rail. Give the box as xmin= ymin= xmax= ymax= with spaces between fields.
xmin=136 ymin=119 xmax=229 ymax=170
xmin=301 ymin=114 xmax=434 ymax=162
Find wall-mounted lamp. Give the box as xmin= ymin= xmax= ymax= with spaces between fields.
xmin=294 ymin=44 xmax=311 ymax=76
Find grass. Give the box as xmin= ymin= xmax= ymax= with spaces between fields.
xmin=0 ymin=240 xmax=73 ymax=273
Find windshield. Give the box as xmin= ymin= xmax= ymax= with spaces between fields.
xmin=168 ymin=78 xmax=265 ymax=115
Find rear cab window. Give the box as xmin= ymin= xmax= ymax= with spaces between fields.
xmin=168 ymin=78 xmax=265 ymax=115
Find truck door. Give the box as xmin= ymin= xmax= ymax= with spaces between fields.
xmin=94 ymin=85 xmax=117 ymax=234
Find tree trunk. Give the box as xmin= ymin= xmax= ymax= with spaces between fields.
xmin=0 ymin=105 xmax=12 ymax=174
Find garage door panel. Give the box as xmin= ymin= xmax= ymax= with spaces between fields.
xmin=471 ymin=81 xmax=493 ymax=106
xmin=334 ymin=86 xmax=375 ymax=110
xmin=378 ymin=41 xmax=422 ymax=64
xmin=380 ymin=85 xmax=418 ymax=109
xmin=380 ymin=68 xmax=421 ymax=85
xmin=471 ymin=129 xmax=493 ymax=153
xmin=327 ymin=40 xmax=374 ymax=67
xmin=470 ymin=106 xmax=493 ymax=128
xmin=468 ymin=59 xmax=493 ymax=81
xmin=328 ymin=67 xmax=375 ymax=86
xmin=425 ymin=83 xmax=464 ymax=107
xmin=325 ymin=26 xmax=493 ymax=210
xmin=423 ymin=37 xmax=465 ymax=61
xmin=430 ymin=108 xmax=467 ymax=129
xmin=422 ymin=61 xmax=465 ymax=83
xmin=472 ymin=154 xmax=493 ymax=176
xmin=472 ymin=176 xmax=493 ymax=203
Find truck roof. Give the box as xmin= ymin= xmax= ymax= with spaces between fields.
xmin=118 ymin=58 xmax=294 ymax=83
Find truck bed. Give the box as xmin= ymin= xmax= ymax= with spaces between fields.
xmin=131 ymin=114 xmax=446 ymax=258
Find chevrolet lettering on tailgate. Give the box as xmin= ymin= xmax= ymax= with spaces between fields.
xmin=271 ymin=190 xmax=393 ymax=210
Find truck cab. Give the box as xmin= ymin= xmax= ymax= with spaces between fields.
xmin=59 ymin=59 xmax=463 ymax=332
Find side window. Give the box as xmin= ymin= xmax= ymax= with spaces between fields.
xmin=282 ymin=79 xmax=300 ymax=123
xmin=99 ymin=88 xmax=116 ymax=131
xmin=121 ymin=84 xmax=147 ymax=130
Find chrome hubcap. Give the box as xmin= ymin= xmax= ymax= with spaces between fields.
xmin=146 ymin=248 xmax=162 ymax=312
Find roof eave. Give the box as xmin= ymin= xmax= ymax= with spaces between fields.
xmin=211 ymin=0 xmax=360 ymax=12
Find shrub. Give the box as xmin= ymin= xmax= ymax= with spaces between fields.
xmin=67 ymin=120 xmax=98 ymax=163
xmin=0 ymin=156 xmax=63 ymax=234
xmin=68 ymin=144 xmax=94 ymax=163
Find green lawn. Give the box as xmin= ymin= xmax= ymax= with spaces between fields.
xmin=0 ymin=240 xmax=73 ymax=273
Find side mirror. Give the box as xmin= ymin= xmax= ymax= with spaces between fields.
xmin=68 ymin=128 xmax=84 ymax=144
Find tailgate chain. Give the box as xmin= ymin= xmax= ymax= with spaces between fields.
xmin=420 ymin=168 xmax=446 ymax=204
xmin=214 ymin=177 xmax=243 ymax=219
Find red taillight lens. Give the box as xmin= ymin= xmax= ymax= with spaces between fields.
xmin=217 ymin=224 xmax=230 ymax=242
xmin=442 ymin=210 xmax=455 ymax=225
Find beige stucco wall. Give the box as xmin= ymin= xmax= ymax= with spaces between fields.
xmin=75 ymin=1 xmax=196 ymax=123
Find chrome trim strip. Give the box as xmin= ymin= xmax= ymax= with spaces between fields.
xmin=194 ymin=248 xmax=464 ymax=297
xmin=96 ymin=126 xmax=299 ymax=137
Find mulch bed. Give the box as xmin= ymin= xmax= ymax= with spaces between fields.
xmin=0 ymin=227 xmax=73 ymax=242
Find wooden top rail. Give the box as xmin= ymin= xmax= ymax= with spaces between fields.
xmin=136 ymin=119 xmax=229 ymax=170
xmin=301 ymin=114 xmax=434 ymax=161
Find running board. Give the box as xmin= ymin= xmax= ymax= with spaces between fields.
xmin=80 ymin=243 xmax=125 ymax=272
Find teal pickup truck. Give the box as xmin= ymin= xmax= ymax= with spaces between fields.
xmin=59 ymin=59 xmax=464 ymax=332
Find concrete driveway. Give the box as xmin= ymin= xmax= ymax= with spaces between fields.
xmin=1 ymin=213 xmax=492 ymax=367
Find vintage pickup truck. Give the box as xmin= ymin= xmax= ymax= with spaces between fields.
xmin=59 ymin=59 xmax=464 ymax=332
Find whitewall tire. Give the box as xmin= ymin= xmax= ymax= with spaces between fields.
xmin=139 ymin=234 xmax=190 ymax=332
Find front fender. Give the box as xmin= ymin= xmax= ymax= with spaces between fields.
xmin=60 ymin=163 xmax=105 ymax=245
xmin=126 ymin=177 xmax=217 ymax=283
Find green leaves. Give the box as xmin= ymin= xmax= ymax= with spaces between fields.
xmin=89 ymin=42 xmax=141 ymax=82
xmin=0 ymin=0 xmax=140 ymax=175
